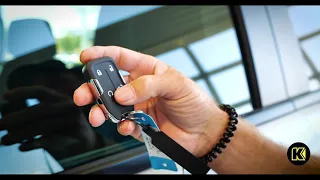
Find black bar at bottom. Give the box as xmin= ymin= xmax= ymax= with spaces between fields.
xmin=142 ymin=126 xmax=210 ymax=175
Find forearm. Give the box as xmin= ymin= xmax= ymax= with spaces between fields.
xmin=207 ymin=116 xmax=320 ymax=174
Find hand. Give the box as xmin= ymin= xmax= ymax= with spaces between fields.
xmin=0 ymin=86 xmax=103 ymax=160
xmin=73 ymin=46 xmax=229 ymax=157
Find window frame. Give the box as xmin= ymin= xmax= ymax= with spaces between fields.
xmin=229 ymin=6 xmax=262 ymax=109
xmin=287 ymin=5 xmax=320 ymax=91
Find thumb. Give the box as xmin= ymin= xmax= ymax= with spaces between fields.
xmin=114 ymin=75 xmax=162 ymax=105
xmin=114 ymin=69 xmax=187 ymax=105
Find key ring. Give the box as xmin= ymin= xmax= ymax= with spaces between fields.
xmin=121 ymin=110 xmax=145 ymax=125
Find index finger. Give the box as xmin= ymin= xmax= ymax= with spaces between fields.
xmin=80 ymin=46 xmax=168 ymax=79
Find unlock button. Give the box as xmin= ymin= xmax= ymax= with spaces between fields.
xmin=109 ymin=65 xmax=114 ymax=72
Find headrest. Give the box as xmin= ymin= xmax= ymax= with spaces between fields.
xmin=8 ymin=18 xmax=55 ymax=58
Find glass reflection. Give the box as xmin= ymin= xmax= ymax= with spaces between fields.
xmin=0 ymin=5 xmax=254 ymax=174
xmin=0 ymin=60 xmax=139 ymax=173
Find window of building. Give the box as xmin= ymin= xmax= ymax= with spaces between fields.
xmin=288 ymin=5 xmax=320 ymax=92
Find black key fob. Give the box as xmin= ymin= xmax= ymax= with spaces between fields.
xmin=82 ymin=57 xmax=134 ymax=123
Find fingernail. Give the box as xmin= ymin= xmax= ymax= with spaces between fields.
xmin=116 ymin=85 xmax=135 ymax=102
xmin=89 ymin=108 xmax=93 ymax=122
xmin=119 ymin=122 xmax=125 ymax=131
xmin=119 ymin=121 xmax=130 ymax=135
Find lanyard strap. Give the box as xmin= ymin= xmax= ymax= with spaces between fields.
xmin=142 ymin=125 xmax=210 ymax=175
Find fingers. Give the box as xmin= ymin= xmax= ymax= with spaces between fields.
xmin=123 ymin=75 xmax=131 ymax=84
xmin=131 ymin=124 xmax=143 ymax=142
xmin=87 ymin=104 xmax=143 ymax=141
xmin=73 ymin=83 xmax=95 ymax=106
xmin=114 ymin=68 xmax=187 ymax=105
xmin=88 ymin=105 xmax=143 ymax=141
xmin=114 ymin=75 xmax=157 ymax=105
xmin=89 ymin=104 xmax=107 ymax=127
xmin=80 ymin=46 xmax=169 ymax=79
xmin=117 ymin=120 xmax=135 ymax=136
xmin=73 ymin=75 xmax=131 ymax=107
xmin=117 ymin=120 xmax=143 ymax=142
xmin=85 ymin=104 xmax=143 ymax=141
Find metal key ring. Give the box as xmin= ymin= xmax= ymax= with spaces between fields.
xmin=121 ymin=110 xmax=145 ymax=124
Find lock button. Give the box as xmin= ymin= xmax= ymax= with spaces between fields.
xmin=97 ymin=70 xmax=102 ymax=76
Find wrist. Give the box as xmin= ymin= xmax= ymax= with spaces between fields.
xmin=195 ymin=106 xmax=229 ymax=158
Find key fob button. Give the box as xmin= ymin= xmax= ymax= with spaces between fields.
xmin=83 ymin=57 xmax=134 ymax=121
xmin=104 ymin=62 xmax=125 ymax=89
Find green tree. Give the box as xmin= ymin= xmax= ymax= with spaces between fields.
xmin=56 ymin=32 xmax=82 ymax=54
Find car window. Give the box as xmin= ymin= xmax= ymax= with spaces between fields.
xmin=0 ymin=5 xmax=253 ymax=174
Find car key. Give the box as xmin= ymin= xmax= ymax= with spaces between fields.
xmin=82 ymin=57 xmax=134 ymax=123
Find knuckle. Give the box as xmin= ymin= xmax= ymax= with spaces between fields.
xmin=140 ymin=75 xmax=153 ymax=92
xmin=164 ymin=67 xmax=183 ymax=84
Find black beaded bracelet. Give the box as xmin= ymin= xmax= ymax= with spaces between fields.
xmin=199 ymin=104 xmax=238 ymax=164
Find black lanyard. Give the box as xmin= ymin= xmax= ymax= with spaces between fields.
xmin=141 ymin=125 xmax=210 ymax=175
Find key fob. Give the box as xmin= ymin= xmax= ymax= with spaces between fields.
xmin=82 ymin=57 xmax=134 ymax=123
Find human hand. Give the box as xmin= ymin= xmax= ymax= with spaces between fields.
xmin=73 ymin=46 xmax=229 ymax=157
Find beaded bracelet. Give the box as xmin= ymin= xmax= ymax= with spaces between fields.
xmin=199 ymin=104 xmax=238 ymax=164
